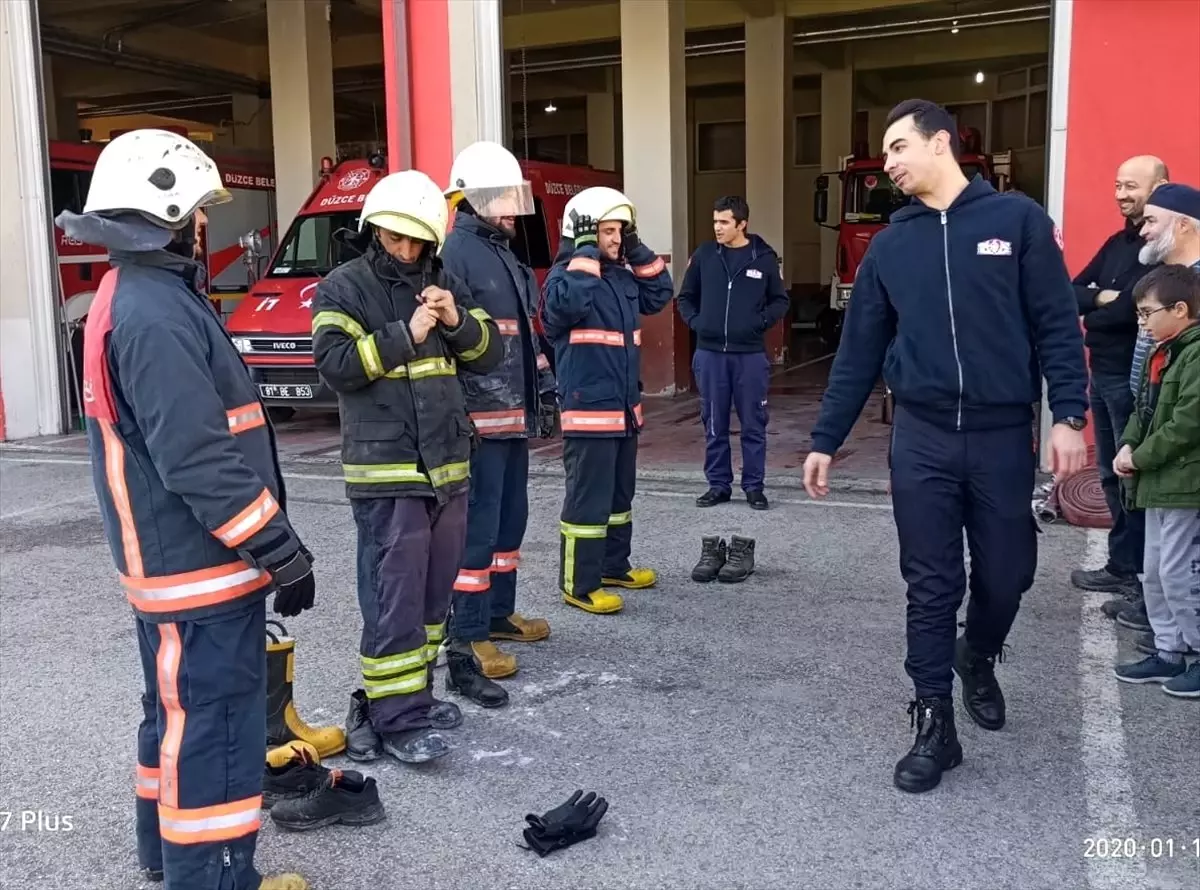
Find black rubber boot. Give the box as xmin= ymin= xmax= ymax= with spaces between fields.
xmin=425 ymin=664 xmax=464 ymax=729
xmin=269 ymin=768 xmax=387 ymax=831
xmin=952 ymin=636 xmax=1007 ymax=731
xmin=381 ymin=727 xmax=451 ymax=764
xmin=717 ymin=535 xmax=755 ymax=583
xmin=691 ymin=536 xmax=726 ymax=582
xmin=445 ymin=646 xmax=509 ymax=708
xmin=141 ymin=868 xmax=163 ymax=883
xmin=344 ymin=689 xmax=382 ymax=763
xmin=893 ymin=696 xmax=963 ymax=794
xmin=266 ymin=622 xmax=347 ymax=759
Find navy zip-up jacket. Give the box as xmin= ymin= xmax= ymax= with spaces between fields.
xmin=677 ymin=234 xmax=791 ymax=353
xmin=811 ymin=176 xmax=1088 ymax=455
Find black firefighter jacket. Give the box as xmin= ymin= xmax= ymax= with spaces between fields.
xmin=311 ymin=238 xmax=503 ymax=501
xmin=81 ymin=249 xmax=303 ymax=624
xmin=440 ymin=211 xmax=556 ymax=438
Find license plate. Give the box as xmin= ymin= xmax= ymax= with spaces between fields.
xmin=258 ymin=384 xmax=313 ymax=399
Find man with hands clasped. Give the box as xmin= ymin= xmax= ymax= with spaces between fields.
xmin=312 ymin=169 xmax=502 ymax=767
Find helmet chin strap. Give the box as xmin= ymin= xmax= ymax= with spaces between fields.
xmin=163 ymin=214 xmax=197 ymax=259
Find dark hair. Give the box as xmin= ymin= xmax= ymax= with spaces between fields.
xmin=1133 ymin=264 xmax=1200 ymax=317
xmin=885 ymin=98 xmax=960 ymax=158
xmin=714 ymin=195 xmax=749 ymax=224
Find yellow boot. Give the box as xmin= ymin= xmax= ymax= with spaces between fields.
xmin=470 ymin=641 xmax=518 ymax=679
xmin=563 ymin=588 xmax=624 ymax=614
xmin=601 ymin=568 xmax=657 ymax=589
xmin=259 ymin=875 xmax=309 ymax=890
xmin=266 ymin=622 xmax=347 ymax=759
xmin=265 ymin=741 xmax=320 ymax=770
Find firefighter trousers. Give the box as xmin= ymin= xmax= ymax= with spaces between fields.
xmin=450 ymin=438 xmax=530 ymax=641
xmin=135 ymin=601 xmax=266 ymax=889
xmin=889 ymin=406 xmax=1039 ymax=698
xmin=352 ymin=492 xmax=469 ymax=734
xmin=559 ymin=435 xmax=637 ymax=596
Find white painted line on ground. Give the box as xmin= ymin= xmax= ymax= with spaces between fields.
xmin=1 ymin=456 xmax=893 ymax=512
xmin=0 ymin=494 xmax=93 ymax=520
xmin=1079 ymin=528 xmax=1146 ymax=890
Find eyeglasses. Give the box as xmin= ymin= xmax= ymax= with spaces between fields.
xmin=1136 ymin=305 xmax=1174 ymax=322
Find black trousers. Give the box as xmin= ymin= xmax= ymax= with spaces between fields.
xmin=889 ymin=407 xmax=1039 ymax=698
xmin=559 ymin=435 xmax=637 ymax=596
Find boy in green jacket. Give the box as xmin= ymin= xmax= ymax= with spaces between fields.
xmin=1112 ymin=263 xmax=1200 ymax=698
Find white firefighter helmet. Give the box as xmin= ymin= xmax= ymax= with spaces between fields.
xmin=560 ymin=186 xmax=636 ymax=239
xmin=359 ymin=169 xmax=449 ymax=250
xmin=444 ymin=140 xmax=535 ymax=217
xmin=83 ymin=128 xmax=231 ymax=229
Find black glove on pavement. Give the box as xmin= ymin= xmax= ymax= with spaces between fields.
xmin=269 ymin=549 xmax=316 ymax=618
xmin=522 ymin=790 xmax=608 ymax=857
xmin=570 ymin=211 xmax=598 ymax=246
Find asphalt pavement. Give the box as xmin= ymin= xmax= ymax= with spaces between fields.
xmin=1 ymin=450 xmax=1197 ymax=890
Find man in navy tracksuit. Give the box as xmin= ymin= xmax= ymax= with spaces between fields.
xmin=678 ymin=196 xmax=791 ymax=510
xmin=805 ymin=100 xmax=1089 ymax=795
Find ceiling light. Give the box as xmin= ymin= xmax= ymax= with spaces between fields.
xmin=951 ymin=19 xmax=959 ymax=33
xmin=974 ymin=71 xmax=985 ymax=84
xmin=544 ymin=101 xmax=557 ymax=113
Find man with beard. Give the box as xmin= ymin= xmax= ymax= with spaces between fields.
xmin=1068 ymin=157 xmax=1167 ymax=615
xmin=804 ymin=99 xmax=1089 ymax=795
xmin=438 ymin=141 xmax=558 ymax=708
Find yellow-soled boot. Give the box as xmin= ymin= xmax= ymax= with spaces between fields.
xmin=470 ymin=641 xmax=518 ymax=679
xmin=601 ymin=568 xmax=657 ymax=589
xmin=563 ymin=588 xmax=624 ymax=614
xmin=489 ymin=612 xmax=551 ymax=643
xmin=259 ymin=875 xmax=309 ymax=890
xmin=266 ymin=622 xmax=347 ymax=759
xmin=265 ymin=741 xmax=320 ymax=770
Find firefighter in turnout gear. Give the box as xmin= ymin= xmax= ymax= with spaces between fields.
xmin=439 ymin=141 xmax=558 ymax=707
xmin=311 ymin=169 xmax=503 ymax=764
xmin=540 ymin=187 xmax=675 ymax=613
xmin=61 ymin=129 xmax=312 ymax=890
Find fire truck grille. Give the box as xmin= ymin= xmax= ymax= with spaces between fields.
xmin=249 ymin=337 xmax=312 ymax=353
xmin=255 ymin=368 xmax=321 ymax=386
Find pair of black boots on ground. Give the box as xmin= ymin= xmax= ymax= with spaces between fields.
xmin=692 ymin=534 xmax=755 ymax=583
xmin=895 ymin=636 xmax=1008 ymax=793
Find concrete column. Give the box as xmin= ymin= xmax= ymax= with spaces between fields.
xmin=266 ymin=0 xmax=336 ymax=230
xmin=586 ymin=70 xmax=616 ymax=171
xmin=867 ymin=108 xmax=888 ymax=152
xmin=1 ymin=0 xmax=62 ymax=439
xmin=744 ymin=10 xmax=793 ymax=365
xmin=619 ymin=0 xmax=689 ymax=394
xmin=230 ymin=94 xmax=273 ymax=151
xmin=40 ymin=56 xmax=79 ymax=144
xmin=819 ymin=63 xmax=853 ymax=287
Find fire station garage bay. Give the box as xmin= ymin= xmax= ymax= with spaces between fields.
xmin=3 ymin=0 xmax=1058 ymax=478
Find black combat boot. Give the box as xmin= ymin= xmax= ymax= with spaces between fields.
xmin=445 ymin=645 xmax=509 ymax=708
xmin=953 ymin=636 xmax=1007 ymax=731
xmin=691 ymin=536 xmax=727 ymax=582
xmin=344 ymin=689 xmax=382 ymax=762
xmin=425 ymin=664 xmax=464 ymax=729
xmin=893 ymin=696 xmax=963 ymax=794
xmin=717 ymin=535 xmax=755 ymax=583
xmin=696 ymin=487 xmax=731 ymax=508
xmin=381 ymin=727 xmax=451 ymax=764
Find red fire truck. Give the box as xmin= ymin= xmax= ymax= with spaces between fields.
xmin=225 ymin=152 xmax=620 ymax=418
xmin=811 ymin=128 xmax=1010 ymax=347
xmin=50 ymin=138 xmax=276 ymax=423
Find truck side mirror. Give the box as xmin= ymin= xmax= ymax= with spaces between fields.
xmin=813 ymin=176 xmax=829 ymax=225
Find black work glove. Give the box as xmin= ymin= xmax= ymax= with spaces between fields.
xmin=570 ymin=211 xmax=598 ymax=246
xmin=537 ymin=395 xmax=559 ymax=439
xmin=269 ymin=549 xmax=315 ymax=618
xmin=522 ymin=790 xmax=608 ymax=857
xmin=621 ymin=221 xmax=641 ymax=254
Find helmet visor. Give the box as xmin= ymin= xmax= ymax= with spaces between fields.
xmin=367 ymin=212 xmax=439 ymax=245
xmin=457 ymin=183 xmax=535 ymax=217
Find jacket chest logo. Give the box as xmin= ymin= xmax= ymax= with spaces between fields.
xmin=745 ymin=268 xmax=763 ymax=279
xmin=976 ymin=238 xmax=1013 ymax=256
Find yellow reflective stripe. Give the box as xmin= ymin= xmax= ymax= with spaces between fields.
xmin=363 ymin=672 xmax=427 ymax=699
xmin=423 ymin=622 xmax=445 ymax=663
xmin=409 ymin=356 xmax=456 ymax=379
xmin=563 ymin=534 xmax=577 ymax=595
xmin=356 ymin=333 xmax=384 ymax=380
xmin=608 ymin=511 xmax=632 ymax=526
xmin=560 ymin=521 xmax=608 ymax=539
xmin=312 ymin=310 xmax=367 ymax=340
xmin=428 ymin=461 xmax=469 ymax=487
xmin=343 ymin=463 xmax=427 ymax=484
xmin=457 ymin=307 xmax=492 ymax=363
xmin=360 ymin=649 xmax=426 ymax=678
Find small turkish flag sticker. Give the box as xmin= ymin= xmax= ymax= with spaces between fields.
xmin=1053 ymin=224 xmax=1064 ymax=250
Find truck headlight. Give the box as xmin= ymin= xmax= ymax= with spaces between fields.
xmin=231 ymin=337 xmax=251 ymax=353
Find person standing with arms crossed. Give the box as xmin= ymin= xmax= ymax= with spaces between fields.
xmin=804 ymin=100 xmax=1089 ymax=794
xmin=677 ymin=196 xmax=791 ymax=511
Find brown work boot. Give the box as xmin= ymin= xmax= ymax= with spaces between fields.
xmin=470 ymin=640 xmax=518 ymax=679
xmin=259 ymin=875 xmax=309 ymax=890
xmin=489 ymin=613 xmax=550 ymax=643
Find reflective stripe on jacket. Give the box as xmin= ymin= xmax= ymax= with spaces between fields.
xmin=540 ymin=240 xmax=674 ymax=437
xmin=311 ymin=239 xmax=503 ymax=499
xmin=82 ymin=253 xmax=301 ymax=624
xmin=440 ymin=212 xmax=556 ymax=438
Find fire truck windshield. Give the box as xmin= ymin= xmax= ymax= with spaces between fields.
xmin=268 ymin=210 xmax=362 ymax=278
xmin=844 ymin=164 xmax=985 ymax=223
